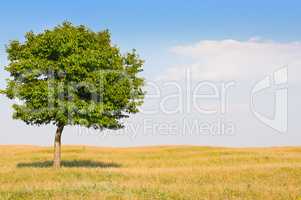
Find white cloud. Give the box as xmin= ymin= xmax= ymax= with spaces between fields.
xmin=160 ymin=39 xmax=301 ymax=82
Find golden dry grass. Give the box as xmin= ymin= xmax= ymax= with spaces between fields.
xmin=0 ymin=145 xmax=301 ymax=199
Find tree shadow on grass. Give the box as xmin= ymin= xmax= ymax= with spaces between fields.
xmin=17 ymin=160 xmax=121 ymax=168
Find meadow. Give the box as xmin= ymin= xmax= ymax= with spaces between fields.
xmin=0 ymin=145 xmax=300 ymax=200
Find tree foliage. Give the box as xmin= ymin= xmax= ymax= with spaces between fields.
xmin=1 ymin=22 xmax=145 ymax=130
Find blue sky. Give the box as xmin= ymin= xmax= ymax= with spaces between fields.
xmin=1 ymin=1 xmax=301 ymax=41
xmin=1 ymin=1 xmax=301 ymax=78
xmin=0 ymin=1 xmax=301 ymax=146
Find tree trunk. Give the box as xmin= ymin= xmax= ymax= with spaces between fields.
xmin=53 ymin=124 xmax=64 ymax=168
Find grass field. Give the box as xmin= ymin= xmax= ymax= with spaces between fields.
xmin=0 ymin=145 xmax=300 ymax=200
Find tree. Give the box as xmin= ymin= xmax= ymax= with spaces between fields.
xmin=1 ymin=22 xmax=145 ymax=168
